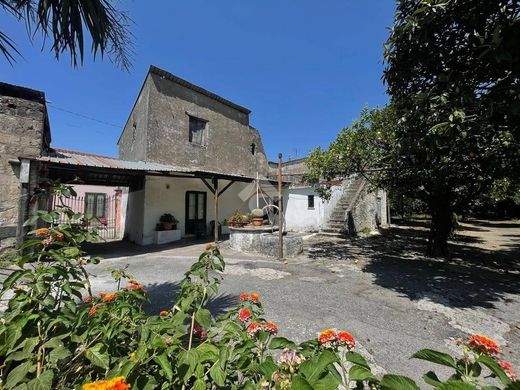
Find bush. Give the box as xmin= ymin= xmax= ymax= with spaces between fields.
xmin=0 ymin=182 xmax=518 ymax=389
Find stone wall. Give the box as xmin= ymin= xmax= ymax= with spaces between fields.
xmin=118 ymin=66 xmax=270 ymax=178
xmin=350 ymin=188 xmax=388 ymax=234
xmin=0 ymin=83 xmax=49 ymax=251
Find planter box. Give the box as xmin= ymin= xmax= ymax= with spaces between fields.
xmin=154 ymin=229 xmax=181 ymax=245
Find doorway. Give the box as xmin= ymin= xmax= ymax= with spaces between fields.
xmin=185 ymin=191 xmax=207 ymax=235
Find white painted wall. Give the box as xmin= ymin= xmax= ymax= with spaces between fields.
xmin=138 ymin=176 xmax=255 ymax=245
xmin=283 ymin=184 xmax=343 ymax=232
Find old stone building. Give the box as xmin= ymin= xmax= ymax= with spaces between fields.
xmin=0 ymin=83 xmax=50 ymax=251
xmin=119 ymin=66 xmax=269 ymax=178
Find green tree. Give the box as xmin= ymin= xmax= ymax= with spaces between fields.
xmin=0 ymin=0 xmax=133 ymax=69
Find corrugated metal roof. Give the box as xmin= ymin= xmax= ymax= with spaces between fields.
xmin=31 ymin=149 xmax=258 ymax=181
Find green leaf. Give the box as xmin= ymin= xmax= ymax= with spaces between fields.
xmin=345 ymin=351 xmax=370 ymax=369
xmin=303 ymin=350 xmax=339 ymax=381
xmin=5 ymin=361 xmax=32 ymax=388
xmin=291 ymin=375 xmax=314 ymax=390
xmin=436 ymin=382 xmax=477 ymax=390
xmin=422 ymin=371 xmax=442 ymax=387
xmin=258 ymin=357 xmax=278 ymax=379
xmin=380 ymin=374 xmax=419 ymax=390
xmin=505 ymin=381 xmax=520 ymax=390
xmin=26 ymin=370 xmax=54 ymax=390
xmin=411 ymin=349 xmax=457 ymax=368
xmin=478 ymin=355 xmax=511 ymax=385
xmin=269 ymin=336 xmax=297 ymax=350
xmin=195 ymin=309 xmax=212 ymax=329
xmin=154 ymin=352 xmax=173 ymax=381
xmin=349 ymin=365 xmax=375 ymax=382
xmin=85 ymin=343 xmax=110 ymax=369
xmin=209 ymin=364 xmax=226 ymax=386
xmin=193 ymin=378 xmax=206 ymax=390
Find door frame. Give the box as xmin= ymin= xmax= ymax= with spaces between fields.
xmin=185 ymin=191 xmax=207 ymax=235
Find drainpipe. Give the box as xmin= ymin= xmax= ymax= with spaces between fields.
xmin=278 ymin=153 xmax=283 ymax=260
xmin=17 ymin=159 xmax=31 ymax=246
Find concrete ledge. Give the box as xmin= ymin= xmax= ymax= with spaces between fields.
xmin=229 ymin=229 xmax=303 ymax=258
xmin=154 ymin=230 xmax=181 ymax=245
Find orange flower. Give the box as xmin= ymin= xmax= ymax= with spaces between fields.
xmin=128 ymin=282 xmax=145 ymax=291
xmin=83 ymin=295 xmax=93 ymax=303
xmin=82 ymin=376 xmax=130 ymax=390
xmin=34 ymin=228 xmax=50 ymax=236
xmin=54 ymin=231 xmax=65 ymax=240
xmin=265 ymin=322 xmax=278 ymax=335
xmin=246 ymin=322 xmax=262 ymax=336
xmin=205 ymin=243 xmax=213 ymax=250
xmin=498 ymin=361 xmax=517 ymax=381
xmin=250 ymin=293 xmax=260 ymax=302
xmin=98 ymin=292 xmax=106 ymax=298
xmin=88 ymin=304 xmax=100 ymax=316
xmin=467 ymin=334 xmax=500 ymax=355
xmin=102 ymin=293 xmax=117 ymax=302
xmin=239 ymin=308 xmax=251 ymax=323
xmin=159 ymin=310 xmax=169 ymax=317
xmin=318 ymin=329 xmax=337 ymax=348
xmin=240 ymin=292 xmax=249 ymax=301
xmin=337 ymin=331 xmax=356 ymax=350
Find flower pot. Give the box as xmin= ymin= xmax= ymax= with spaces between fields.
xmin=252 ymin=217 xmax=263 ymax=226
xmin=161 ymin=222 xmax=173 ymax=230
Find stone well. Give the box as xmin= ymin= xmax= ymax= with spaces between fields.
xmin=229 ymin=226 xmax=303 ymax=258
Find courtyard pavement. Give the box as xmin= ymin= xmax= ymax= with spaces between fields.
xmin=84 ymin=220 xmax=520 ymax=385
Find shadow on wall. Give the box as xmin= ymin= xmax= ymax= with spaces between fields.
xmin=306 ymin=220 xmax=520 ymax=310
xmin=143 ymin=281 xmax=239 ymax=317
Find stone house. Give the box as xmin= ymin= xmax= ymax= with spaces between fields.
xmin=0 ymin=82 xmax=50 ymax=251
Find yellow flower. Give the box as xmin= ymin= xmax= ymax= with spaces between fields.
xmin=82 ymin=376 xmax=130 ymax=390
xmin=129 ymin=351 xmax=137 ymax=362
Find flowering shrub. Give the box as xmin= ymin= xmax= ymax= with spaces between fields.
xmin=0 ymin=182 xmax=518 ymax=389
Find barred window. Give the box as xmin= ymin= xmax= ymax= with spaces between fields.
xmin=189 ymin=116 xmax=207 ymax=146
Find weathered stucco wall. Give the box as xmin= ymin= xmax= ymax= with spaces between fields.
xmin=118 ymin=75 xmax=151 ymax=162
xmin=0 ymin=84 xmax=49 ymax=251
xmin=350 ymin=189 xmax=389 ymax=234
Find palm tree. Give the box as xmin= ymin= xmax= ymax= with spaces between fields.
xmin=1 ymin=0 xmax=133 ymax=70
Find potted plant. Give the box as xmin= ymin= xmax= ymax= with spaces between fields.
xmin=227 ymin=210 xmax=248 ymax=227
xmin=159 ymin=213 xmax=178 ymax=230
xmin=250 ymin=208 xmax=264 ymax=226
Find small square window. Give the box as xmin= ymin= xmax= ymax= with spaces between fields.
xmin=85 ymin=193 xmax=106 ymax=217
xmin=189 ymin=116 xmax=207 ymax=146
xmin=307 ymin=195 xmax=315 ymax=209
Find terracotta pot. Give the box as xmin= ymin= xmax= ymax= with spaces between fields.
xmin=162 ymin=222 xmax=173 ymax=230
xmin=252 ymin=217 xmax=263 ymax=226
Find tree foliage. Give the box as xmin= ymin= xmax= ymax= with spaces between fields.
xmin=383 ymin=0 xmax=520 ymax=256
xmin=309 ymin=0 xmax=520 ymax=257
xmin=0 ymin=0 xmax=133 ymax=69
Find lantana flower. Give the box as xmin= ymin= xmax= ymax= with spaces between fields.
xmin=337 ymin=331 xmax=356 ymax=349
xmin=159 ymin=310 xmax=169 ymax=317
xmin=498 ymin=361 xmax=518 ymax=381
xmin=250 ymin=293 xmax=260 ymax=302
xmin=278 ymin=348 xmax=305 ymax=368
xmin=102 ymin=293 xmax=117 ymax=303
xmin=247 ymin=322 xmax=263 ymax=336
xmin=239 ymin=308 xmax=251 ymax=323
xmin=205 ymin=243 xmax=213 ymax=251
xmin=83 ymin=295 xmax=93 ymax=303
xmin=82 ymin=376 xmax=130 ymax=390
xmin=193 ymin=323 xmax=206 ymax=338
xmin=265 ymin=322 xmax=278 ymax=335
xmin=88 ymin=304 xmax=100 ymax=316
xmin=318 ymin=329 xmax=337 ymax=349
xmin=467 ymin=334 xmax=500 ymax=355
xmin=240 ymin=292 xmax=249 ymax=301
xmin=34 ymin=228 xmax=50 ymax=236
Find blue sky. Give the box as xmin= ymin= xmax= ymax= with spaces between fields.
xmin=0 ymin=1 xmax=394 ymax=161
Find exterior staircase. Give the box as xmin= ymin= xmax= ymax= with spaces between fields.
xmin=320 ymin=176 xmax=367 ymax=235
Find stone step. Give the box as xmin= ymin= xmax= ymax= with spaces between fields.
xmin=325 ymin=222 xmax=345 ymax=230
xmin=321 ymin=227 xmax=344 ymax=234
xmin=328 ymin=219 xmax=344 ymax=224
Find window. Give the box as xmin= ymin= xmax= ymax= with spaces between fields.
xmin=189 ymin=116 xmax=207 ymax=146
xmin=85 ymin=193 xmax=106 ymax=217
xmin=307 ymin=195 xmax=315 ymax=209
xmin=250 ymin=143 xmax=256 ymax=155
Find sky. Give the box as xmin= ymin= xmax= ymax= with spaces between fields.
xmin=0 ymin=1 xmax=394 ymax=161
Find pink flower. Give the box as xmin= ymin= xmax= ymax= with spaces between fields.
xmin=239 ymin=308 xmax=251 ymax=323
